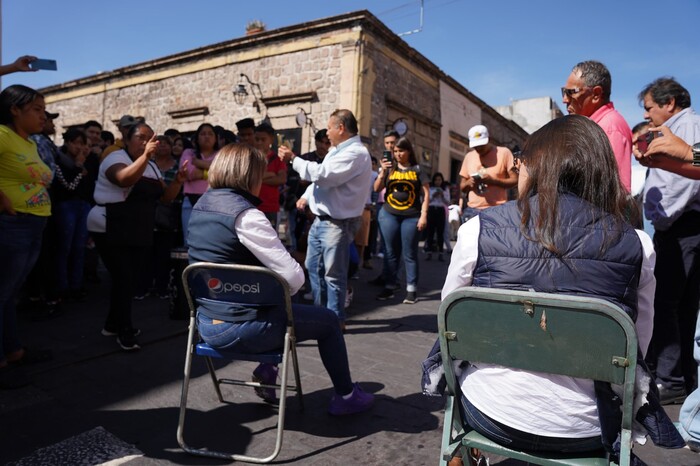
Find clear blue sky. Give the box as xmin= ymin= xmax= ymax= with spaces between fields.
xmin=3 ymin=0 xmax=699 ymax=129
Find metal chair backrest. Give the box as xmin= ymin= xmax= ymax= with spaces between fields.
xmin=438 ymin=287 xmax=638 ymax=466
xmin=438 ymin=287 xmax=637 ymax=384
xmin=183 ymin=262 xmax=294 ymax=328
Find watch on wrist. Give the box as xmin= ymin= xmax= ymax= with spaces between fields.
xmin=693 ymin=143 xmax=700 ymax=167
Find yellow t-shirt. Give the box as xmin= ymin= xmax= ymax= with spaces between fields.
xmin=0 ymin=125 xmax=53 ymax=216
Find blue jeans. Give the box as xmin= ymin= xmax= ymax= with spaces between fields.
xmin=378 ymin=209 xmax=419 ymax=290
xmin=198 ymin=303 xmax=353 ymax=395
xmin=305 ymin=217 xmax=358 ymax=321
xmin=460 ymin=395 xmax=603 ymax=453
xmin=54 ymin=200 xmax=91 ymax=293
xmin=679 ymin=312 xmax=700 ymax=445
xmin=181 ymin=196 xmax=195 ymax=245
xmin=0 ymin=213 xmax=47 ymax=361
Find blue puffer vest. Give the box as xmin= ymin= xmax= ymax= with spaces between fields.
xmin=474 ymin=193 xmax=641 ymax=316
xmin=187 ymin=188 xmax=263 ymax=267
xmin=472 ymin=194 xmax=684 ymax=455
xmin=187 ymin=188 xmax=268 ymax=322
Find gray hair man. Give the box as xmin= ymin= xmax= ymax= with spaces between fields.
xmin=562 ymin=60 xmax=632 ymax=191
xmin=278 ymin=109 xmax=372 ymax=328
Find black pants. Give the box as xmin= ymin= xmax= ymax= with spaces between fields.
xmin=425 ymin=206 xmax=446 ymax=253
xmin=93 ymin=233 xmax=147 ymax=334
xmin=646 ymin=211 xmax=700 ymax=392
xmin=136 ymin=230 xmax=176 ymax=296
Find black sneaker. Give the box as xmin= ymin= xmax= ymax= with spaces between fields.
xmin=376 ymin=288 xmax=395 ymax=300
xmin=117 ymin=332 xmax=141 ymax=351
xmin=403 ymin=291 xmax=417 ymax=304
xmin=102 ymin=327 xmax=141 ymax=337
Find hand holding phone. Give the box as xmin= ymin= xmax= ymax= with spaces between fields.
xmin=29 ymin=58 xmax=57 ymax=71
xmin=636 ymin=131 xmax=661 ymax=154
xmin=382 ymin=150 xmax=393 ymax=163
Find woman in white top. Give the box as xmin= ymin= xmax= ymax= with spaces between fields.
xmin=88 ymin=123 xmax=185 ymax=351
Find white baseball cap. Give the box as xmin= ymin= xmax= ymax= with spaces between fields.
xmin=468 ymin=125 xmax=489 ymax=148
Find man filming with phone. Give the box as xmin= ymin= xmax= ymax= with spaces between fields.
xmin=458 ymin=124 xmax=517 ymax=221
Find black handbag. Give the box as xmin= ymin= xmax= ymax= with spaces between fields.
xmin=154 ymin=201 xmax=179 ymax=232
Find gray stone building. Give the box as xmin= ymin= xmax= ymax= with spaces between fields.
xmin=41 ymin=10 xmax=527 ymax=184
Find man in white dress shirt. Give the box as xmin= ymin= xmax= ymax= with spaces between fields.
xmin=279 ymin=109 xmax=372 ymax=326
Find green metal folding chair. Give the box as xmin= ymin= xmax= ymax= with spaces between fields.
xmin=177 ymin=262 xmax=303 ymax=463
xmin=438 ymin=287 xmax=638 ymax=466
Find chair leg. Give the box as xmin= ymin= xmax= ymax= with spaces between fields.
xmin=619 ymin=429 xmax=632 ymax=466
xmin=176 ymin=347 xmax=193 ymax=451
xmin=289 ymin=335 xmax=304 ymax=410
xmin=204 ymin=356 xmax=224 ymax=402
xmin=227 ymin=333 xmax=294 ymax=463
xmin=441 ymin=395 xmax=465 ymax=465
xmin=177 ymin=317 xmax=197 ymax=452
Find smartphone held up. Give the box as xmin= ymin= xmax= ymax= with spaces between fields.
xmin=637 ymin=130 xmax=662 ymax=154
xmin=29 ymin=58 xmax=57 ymax=71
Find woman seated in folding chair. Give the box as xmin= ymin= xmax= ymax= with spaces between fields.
xmin=186 ymin=143 xmax=373 ymax=416
xmin=443 ymin=115 xmax=682 ymax=460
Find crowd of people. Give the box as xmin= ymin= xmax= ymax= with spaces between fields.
xmin=3 ymin=53 xmax=700 ymax=462
xmin=0 ymin=58 xmax=437 ymax=416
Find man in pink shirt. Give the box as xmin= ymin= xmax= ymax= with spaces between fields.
xmin=562 ymin=60 xmax=632 ymax=191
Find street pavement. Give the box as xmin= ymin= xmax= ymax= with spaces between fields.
xmin=1 ymin=248 xmax=699 ymax=465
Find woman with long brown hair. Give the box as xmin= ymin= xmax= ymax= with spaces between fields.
xmin=442 ymin=115 xmax=682 ymax=460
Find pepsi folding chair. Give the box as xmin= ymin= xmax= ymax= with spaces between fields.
xmin=177 ymin=262 xmax=303 ymax=463
xmin=438 ymin=287 xmax=637 ymax=466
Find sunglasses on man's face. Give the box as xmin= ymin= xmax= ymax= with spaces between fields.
xmin=560 ymin=87 xmax=589 ymax=98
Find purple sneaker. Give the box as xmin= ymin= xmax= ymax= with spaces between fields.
xmin=328 ymin=383 xmax=374 ymax=416
xmin=252 ymin=363 xmax=278 ymax=403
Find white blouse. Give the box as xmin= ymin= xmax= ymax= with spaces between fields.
xmin=235 ymin=207 xmax=305 ymax=295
